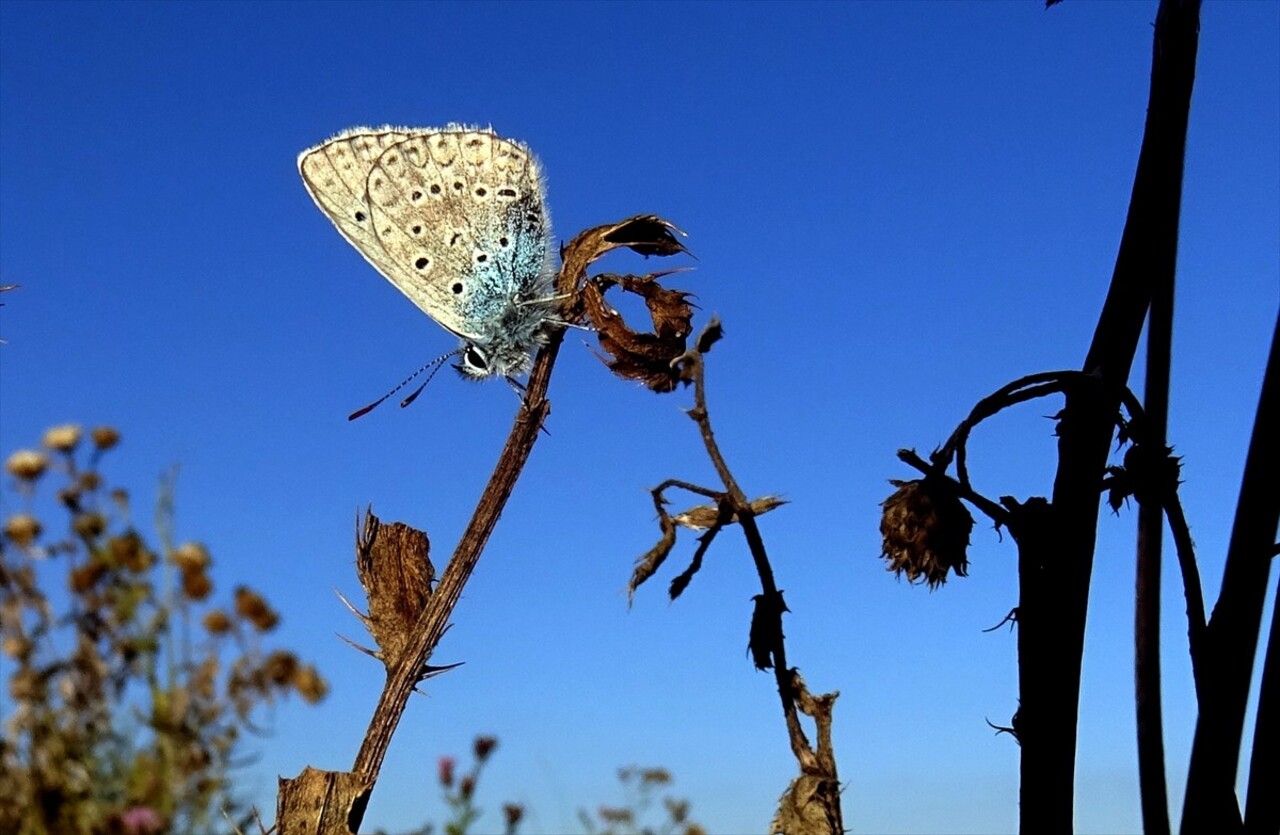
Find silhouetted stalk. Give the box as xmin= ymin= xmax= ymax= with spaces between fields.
xmin=1134 ymin=93 xmax=1177 ymax=835
xmin=1182 ymin=311 xmax=1280 ymax=832
xmin=1021 ymin=1 xmax=1200 ymax=830
xmin=1243 ymin=570 xmax=1279 ymax=835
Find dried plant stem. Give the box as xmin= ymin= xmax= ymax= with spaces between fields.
xmin=676 ymin=328 xmax=842 ymax=832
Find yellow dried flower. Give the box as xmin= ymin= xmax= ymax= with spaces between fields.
xmin=171 ymin=541 xmax=211 ymax=571
xmin=5 ymin=449 xmax=49 ymax=481
xmin=42 ymin=423 xmax=83 ymax=453
xmin=880 ymin=475 xmax=973 ymax=589
xmin=4 ymin=513 xmax=42 ymax=547
xmin=91 ymin=426 xmax=121 ymax=450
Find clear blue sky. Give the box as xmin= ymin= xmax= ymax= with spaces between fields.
xmin=1 ymin=2 xmax=1276 ymax=832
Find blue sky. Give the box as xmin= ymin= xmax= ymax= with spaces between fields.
xmin=1 ymin=1 xmax=1276 ymax=832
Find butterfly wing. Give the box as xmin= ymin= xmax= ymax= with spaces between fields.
xmin=363 ymin=129 xmax=551 ymax=341
xmin=297 ymin=128 xmax=458 ymax=328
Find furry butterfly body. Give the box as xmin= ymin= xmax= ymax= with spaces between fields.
xmin=298 ymin=126 xmax=557 ymax=379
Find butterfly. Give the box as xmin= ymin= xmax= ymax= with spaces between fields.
xmin=298 ymin=126 xmax=559 ymax=382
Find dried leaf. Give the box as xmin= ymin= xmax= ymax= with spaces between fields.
xmin=583 ymin=273 xmax=696 ymax=392
xmin=672 ymin=495 xmax=787 ymax=531
xmin=628 ymin=493 xmax=678 ymax=603
xmin=748 ymin=590 xmax=789 ymax=671
xmin=354 ymin=510 xmax=435 ymax=668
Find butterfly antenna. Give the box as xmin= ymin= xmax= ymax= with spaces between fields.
xmin=348 ymin=352 xmax=455 ymax=421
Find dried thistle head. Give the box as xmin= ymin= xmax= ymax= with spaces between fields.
xmin=880 ymin=475 xmax=973 ymax=588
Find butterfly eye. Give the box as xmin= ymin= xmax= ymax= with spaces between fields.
xmin=463 ymin=346 xmax=489 ymax=372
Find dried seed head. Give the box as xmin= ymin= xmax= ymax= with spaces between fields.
xmin=109 ymin=531 xmax=152 ymax=572
xmin=42 ymin=423 xmax=83 ymax=453
xmin=171 ymin=541 xmax=211 ymax=571
xmin=2 ymin=635 xmax=33 ymax=661
xmin=70 ymin=560 xmax=108 ymax=593
xmin=91 ymin=426 xmax=122 ymax=451
xmin=880 ymin=476 xmax=973 ymax=589
xmin=234 ymin=586 xmax=279 ymax=632
xmin=181 ymin=569 xmax=213 ymax=601
xmin=72 ymin=512 xmax=107 ymax=539
xmin=202 ymin=609 xmax=232 ymax=635
xmin=4 ymin=513 xmax=42 ymax=547
xmin=503 ymin=804 xmax=525 ymax=828
xmin=292 ymin=664 xmax=328 ymax=703
xmin=438 ymin=756 xmax=455 ymax=787
xmin=5 ymin=449 xmax=49 ymax=481
xmin=264 ymin=650 xmax=300 ymax=686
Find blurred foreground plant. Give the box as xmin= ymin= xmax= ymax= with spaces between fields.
xmin=0 ymin=424 xmax=328 ymax=835
xmin=580 ymin=765 xmax=704 ymax=835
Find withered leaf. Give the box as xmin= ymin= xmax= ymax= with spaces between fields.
xmin=672 ymin=495 xmax=787 ymax=531
xmin=601 ymin=215 xmax=691 ymax=258
xmin=583 ymin=273 xmax=696 ymax=393
xmin=748 ymin=590 xmax=790 ymax=671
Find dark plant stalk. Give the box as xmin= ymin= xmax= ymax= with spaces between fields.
xmin=1020 ymin=1 xmax=1200 ymax=830
xmin=1182 ymin=310 xmax=1280 ymax=832
xmin=1243 ymin=570 xmax=1279 ymax=835
xmin=1134 ymin=156 xmax=1176 ymax=835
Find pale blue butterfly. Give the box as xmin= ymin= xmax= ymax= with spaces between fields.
xmin=298 ymin=126 xmax=558 ymax=383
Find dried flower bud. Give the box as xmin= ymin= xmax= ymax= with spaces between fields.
xmin=202 ymin=609 xmax=232 ymax=635
xmin=10 ymin=668 xmax=43 ymax=701
xmin=234 ymin=586 xmax=279 ymax=632
xmin=109 ymin=531 xmax=152 ymax=572
xmin=880 ymin=475 xmax=973 ymax=589
xmin=503 ymin=804 xmax=524 ymax=828
xmin=76 ymin=471 xmax=102 ymax=492
xmin=171 ymin=542 xmax=211 ymax=571
xmin=182 ymin=569 xmax=213 ymax=601
xmin=292 ymin=664 xmax=328 ymax=703
xmin=2 ymin=635 xmax=33 ymax=661
xmin=438 ymin=756 xmax=455 ymax=788
xmin=4 ymin=513 xmax=42 ymax=546
xmin=70 ymin=560 xmax=108 ymax=592
xmin=5 ymin=449 xmax=49 ymax=481
xmin=72 ymin=512 xmax=107 ymax=539
xmin=264 ymin=650 xmax=300 ymax=686
xmin=672 ymin=495 xmax=788 ymax=531
xmin=91 ymin=426 xmax=121 ymax=451
xmin=474 ymin=735 xmax=498 ymax=760
xmin=42 ymin=423 xmax=83 ymax=453
xmin=459 ymin=774 xmax=476 ymax=800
